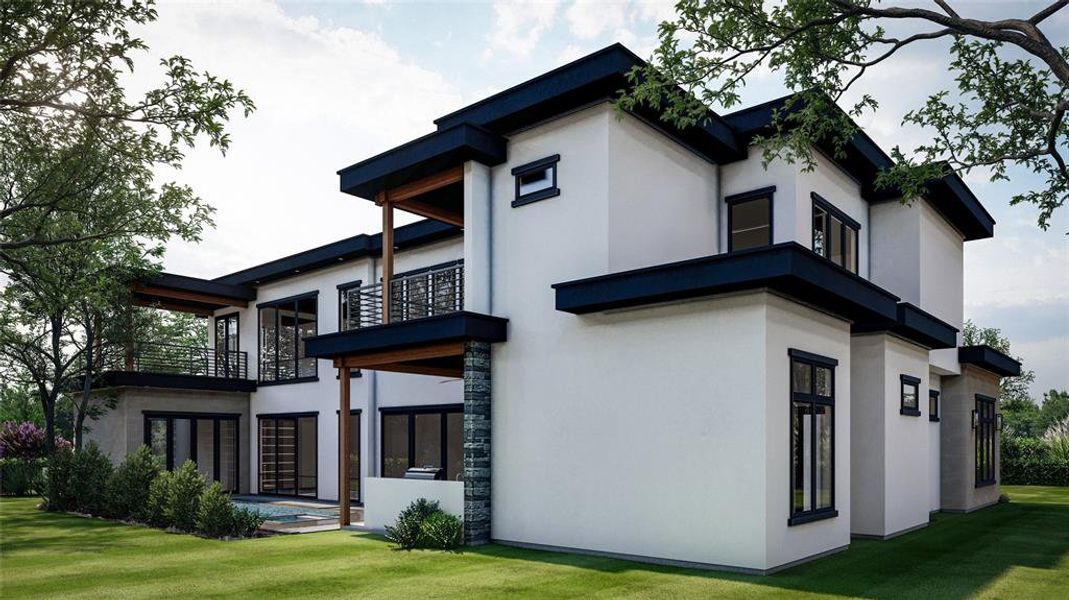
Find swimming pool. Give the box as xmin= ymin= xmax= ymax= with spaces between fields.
xmin=232 ymin=500 xmax=335 ymax=521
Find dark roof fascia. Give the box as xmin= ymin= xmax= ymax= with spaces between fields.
xmin=303 ymin=311 xmax=508 ymax=360
xmin=958 ymin=345 xmax=1022 ymax=377
xmin=213 ymin=219 xmax=460 ymax=287
xmin=433 ymin=43 xmax=743 ymax=164
xmin=551 ymin=242 xmax=899 ymax=323
xmin=145 ymin=273 xmax=256 ymax=302
xmin=853 ymin=302 xmax=958 ymax=349
xmin=95 ymin=371 xmax=257 ymax=393
xmin=724 ymin=93 xmax=993 ymax=239
xmin=337 ymin=123 xmax=507 ymax=199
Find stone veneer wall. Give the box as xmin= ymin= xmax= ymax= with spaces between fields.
xmin=463 ymin=341 xmax=492 ymax=545
xmin=940 ymin=365 xmax=1001 ymax=512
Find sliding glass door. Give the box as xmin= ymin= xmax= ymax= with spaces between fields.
xmin=259 ymin=415 xmax=317 ymax=497
xmin=143 ymin=413 xmax=240 ymax=493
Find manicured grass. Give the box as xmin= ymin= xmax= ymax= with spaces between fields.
xmin=1 ymin=486 xmax=1067 ymax=599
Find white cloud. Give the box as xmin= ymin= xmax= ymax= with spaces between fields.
xmin=484 ymin=0 xmax=561 ymax=59
xmin=128 ymin=0 xmax=463 ymax=279
xmin=632 ymin=0 xmax=676 ymax=24
xmin=566 ymin=0 xmax=627 ymax=39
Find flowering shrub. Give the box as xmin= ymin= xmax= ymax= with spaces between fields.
xmin=0 ymin=422 xmax=47 ymax=459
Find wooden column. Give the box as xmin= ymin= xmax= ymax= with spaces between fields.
xmin=339 ymin=366 xmax=351 ymax=526
xmin=381 ymin=194 xmax=394 ymax=325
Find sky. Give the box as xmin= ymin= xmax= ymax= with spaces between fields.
xmin=132 ymin=0 xmax=1068 ymax=396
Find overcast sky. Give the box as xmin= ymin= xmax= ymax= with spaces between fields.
xmin=135 ymin=0 xmax=1068 ymax=396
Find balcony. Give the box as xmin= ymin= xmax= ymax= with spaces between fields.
xmin=341 ymin=262 xmax=464 ymax=330
xmin=97 ymin=342 xmax=256 ymax=393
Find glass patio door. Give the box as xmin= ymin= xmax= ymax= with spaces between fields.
xmin=259 ymin=415 xmax=317 ymax=497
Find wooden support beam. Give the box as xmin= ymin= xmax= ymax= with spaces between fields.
xmin=331 ymin=341 xmax=466 ymax=369
xmin=133 ymin=298 xmax=214 ymax=317
xmin=131 ymin=284 xmax=248 ymax=308
xmin=339 ymin=366 xmax=351 ymax=526
xmin=381 ymin=165 xmax=463 ymax=205
xmin=359 ymin=362 xmax=462 ymax=379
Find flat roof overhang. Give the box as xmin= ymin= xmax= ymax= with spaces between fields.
xmin=337 ymin=124 xmax=507 ymax=200
xmin=959 ymin=345 xmax=1022 ymax=377
xmin=304 ymin=312 xmax=508 ymax=378
xmin=95 ymin=371 xmax=257 ymax=393
xmin=853 ymin=302 xmax=958 ymax=349
xmin=132 ymin=273 xmax=256 ymax=316
xmin=552 ymin=243 xmax=899 ymax=324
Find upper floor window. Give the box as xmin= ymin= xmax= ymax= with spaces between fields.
xmin=811 ymin=193 xmax=859 ymax=273
xmin=900 ymin=375 xmax=921 ymax=416
xmin=338 ymin=280 xmax=363 ymax=332
xmin=726 ymin=186 xmax=774 ymax=252
xmin=512 ymin=154 xmax=560 ymax=207
xmin=258 ymin=292 xmax=317 ymax=383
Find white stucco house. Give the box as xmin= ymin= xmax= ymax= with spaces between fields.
xmin=89 ymin=44 xmax=1021 ymax=574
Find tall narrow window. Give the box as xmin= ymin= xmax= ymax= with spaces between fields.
xmin=976 ymin=395 xmax=997 ymax=487
xmin=258 ymin=293 xmax=318 ymax=383
xmin=727 ymin=187 xmax=774 ymax=251
xmin=338 ymin=280 xmax=362 ymax=332
xmin=929 ymin=390 xmax=940 ymax=422
xmin=214 ymin=313 xmax=239 ymax=378
xmin=343 ymin=411 xmax=361 ymax=502
xmin=900 ymin=375 xmax=921 ymax=416
xmin=811 ymin=193 xmax=860 ymax=273
xmin=789 ymin=349 xmax=837 ymax=526
xmin=380 ymin=406 xmax=464 ymax=481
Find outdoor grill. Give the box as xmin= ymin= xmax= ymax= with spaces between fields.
xmin=403 ymin=467 xmax=444 ymax=480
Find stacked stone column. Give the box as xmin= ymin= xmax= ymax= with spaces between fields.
xmin=463 ymin=341 xmax=491 ymax=545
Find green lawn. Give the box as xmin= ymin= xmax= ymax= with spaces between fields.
xmin=2 ymin=486 xmax=1067 ymax=599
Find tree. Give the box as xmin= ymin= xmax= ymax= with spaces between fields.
xmin=0 ymin=0 xmax=253 ymax=254
xmin=961 ymin=320 xmax=1041 ymax=436
xmin=620 ymin=1 xmax=1068 ymax=228
xmin=1040 ymin=388 xmax=1069 ymax=431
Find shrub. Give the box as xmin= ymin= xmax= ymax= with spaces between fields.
xmin=144 ymin=470 xmax=174 ymax=527
xmin=0 ymin=422 xmax=47 ymax=459
xmin=385 ymin=498 xmax=440 ymax=550
xmin=1002 ymin=458 xmax=1069 ymax=486
xmin=107 ymin=446 xmax=162 ymax=520
xmin=231 ymin=506 xmax=267 ymax=538
xmin=69 ymin=442 xmax=113 ymax=516
xmin=42 ymin=447 xmax=77 ymax=511
xmin=195 ymin=483 xmax=234 ymax=538
xmin=0 ymin=458 xmax=46 ymax=496
xmin=168 ymin=460 xmax=206 ymax=532
xmin=420 ymin=510 xmax=463 ymax=550
xmin=1044 ymin=416 xmax=1069 ymax=462
xmin=1002 ymin=436 xmax=1049 ymax=462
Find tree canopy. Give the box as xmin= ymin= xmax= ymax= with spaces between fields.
xmin=620 ymin=0 xmax=1068 ymax=228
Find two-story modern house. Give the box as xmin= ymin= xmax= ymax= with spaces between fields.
xmin=88 ymin=44 xmax=1020 ymax=574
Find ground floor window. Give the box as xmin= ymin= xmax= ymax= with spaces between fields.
xmin=259 ymin=414 xmax=317 ymax=497
xmin=380 ymin=405 xmax=463 ymax=481
xmin=341 ymin=410 xmax=361 ymax=502
xmin=788 ymin=349 xmax=838 ymax=526
xmin=144 ymin=412 xmax=239 ymax=492
xmin=976 ymin=395 xmax=997 ymax=487
xmin=929 ymin=390 xmax=940 ymax=422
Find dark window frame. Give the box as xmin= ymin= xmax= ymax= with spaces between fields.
xmin=335 ymin=280 xmax=363 ymax=378
xmin=900 ymin=374 xmax=922 ymax=416
xmin=787 ymin=348 xmax=838 ymax=526
xmin=142 ymin=411 xmax=241 ymax=492
xmin=256 ymin=291 xmax=319 ymax=385
xmin=511 ymin=154 xmax=560 ymax=207
xmin=256 ymin=411 xmax=319 ymax=499
xmin=213 ymin=313 xmax=240 ymax=378
xmin=811 ymin=192 xmax=861 ymax=274
xmin=379 ymin=404 xmax=464 ymax=481
xmin=929 ymin=389 xmax=940 ymax=422
xmin=335 ymin=408 xmax=363 ymax=504
xmin=975 ymin=394 xmax=997 ymax=487
xmin=726 ymin=186 xmax=775 ymax=252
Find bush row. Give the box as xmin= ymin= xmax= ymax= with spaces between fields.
xmin=1001 ymin=458 xmax=1069 ymax=486
xmin=0 ymin=458 xmax=46 ymax=496
xmin=384 ymin=498 xmax=463 ymax=551
xmin=42 ymin=444 xmax=265 ymax=539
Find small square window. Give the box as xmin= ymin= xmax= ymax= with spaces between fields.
xmin=726 ymin=187 xmax=774 ymax=251
xmin=900 ymin=375 xmax=921 ymax=416
xmin=512 ymin=155 xmax=560 ymax=207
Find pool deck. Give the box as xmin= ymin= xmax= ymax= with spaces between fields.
xmin=232 ymin=495 xmax=364 ymax=534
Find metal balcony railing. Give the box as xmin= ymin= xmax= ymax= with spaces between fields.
xmin=108 ymin=342 xmax=249 ymax=380
xmin=341 ymin=262 xmax=464 ymax=331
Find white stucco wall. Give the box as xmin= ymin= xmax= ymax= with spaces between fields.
xmin=362 ymin=477 xmax=464 ymax=532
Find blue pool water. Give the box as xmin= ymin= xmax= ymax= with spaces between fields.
xmin=232 ymin=500 xmax=335 ymax=521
